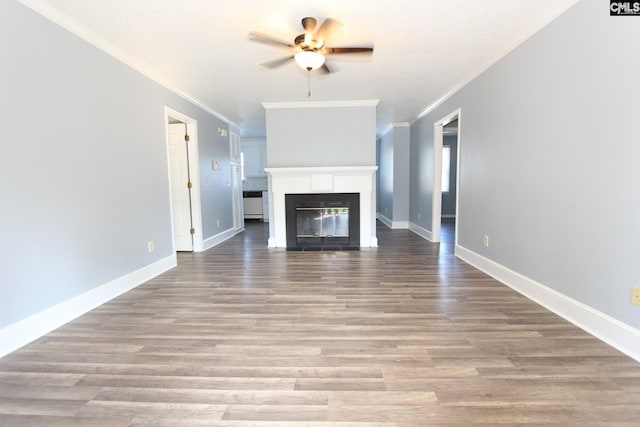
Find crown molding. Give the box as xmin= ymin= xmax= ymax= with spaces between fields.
xmin=17 ymin=0 xmax=239 ymax=129
xmin=262 ymin=100 xmax=379 ymax=109
xmin=380 ymin=121 xmax=410 ymax=137
xmin=413 ymin=1 xmax=578 ymax=123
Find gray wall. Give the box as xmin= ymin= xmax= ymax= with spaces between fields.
xmin=378 ymin=130 xmax=394 ymax=219
xmin=409 ymin=118 xmax=435 ymax=228
xmin=0 ymin=1 xmax=233 ymax=328
xmin=392 ymin=126 xmax=410 ymax=223
xmin=265 ymin=105 xmax=377 ymax=167
xmin=198 ymin=121 xmax=233 ymax=237
xmin=376 ymin=137 xmax=381 ymax=214
xmin=378 ymin=125 xmax=410 ymax=223
xmin=410 ymin=0 xmax=640 ymax=329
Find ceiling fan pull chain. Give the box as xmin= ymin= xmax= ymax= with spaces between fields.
xmin=307 ymin=71 xmax=311 ymax=97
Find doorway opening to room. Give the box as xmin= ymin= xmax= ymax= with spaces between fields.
xmin=432 ymin=109 xmax=461 ymax=250
xmin=165 ymin=107 xmax=203 ymax=252
xmin=440 ymin=120 xmax=458 ymax=246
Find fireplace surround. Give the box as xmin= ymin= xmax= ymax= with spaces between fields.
xmin=264 ymin=166 xmax=378 ymax=248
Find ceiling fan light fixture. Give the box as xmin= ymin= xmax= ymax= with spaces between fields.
xmin=294 ymin=51 xmax=325 ymax=71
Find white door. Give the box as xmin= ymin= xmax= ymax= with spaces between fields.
xmin=168 ymin=123 xmax=194 ymax=251
xmin=230 ymin=162 xmax=244 ymax=230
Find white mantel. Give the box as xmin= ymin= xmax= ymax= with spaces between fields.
xmin=265 ymin=166 xmax=378 ymax=248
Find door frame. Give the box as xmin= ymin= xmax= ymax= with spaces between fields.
xmin=432 ymin=108 xmax=461 ymax=247
xmin=229 ymin=131 xmax=244 ymax=232
xmin=164 ymin=107 xmax=204 ymax=252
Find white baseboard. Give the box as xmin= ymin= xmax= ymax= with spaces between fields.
xmin=409 ymin=222 xmax=434 ymax=242
xmin=378 ymin=214 xmax=410 ymax=230
xmin=201 ymin=227 xmax=244 ymax=251
xmin=455 ymin=244 xmax=640 ymax=363
xmin=392 ymin=220 xmax=410 ymax=229
xmin=377 ymin=213 xmax=393 ymax=229
xmin=0 ymin=254 xmax=177 ymax=358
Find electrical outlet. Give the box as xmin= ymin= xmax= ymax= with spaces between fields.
xmin=147 ymin=240 xmax=154 ymax=253
xmin=483 ymin=234 xmax=489 ymax=247
xmin=632 ymin=286 xmax=640 ymax=307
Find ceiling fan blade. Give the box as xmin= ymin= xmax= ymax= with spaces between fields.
xmin=318 ymin=63 xmax=330 ymax=74
xmin=314 ymin=18 xmax=343 ymax=43
xmin=249 ymin=31 xmax=294 ymax=48
xmin=260 ymin=55 xmax=295 ymax=69
xmin=324 ymin=47 xmax=374 ymax=55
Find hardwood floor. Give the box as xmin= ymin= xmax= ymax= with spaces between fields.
xmin=1 ymin=221 xmax=639 ymax=426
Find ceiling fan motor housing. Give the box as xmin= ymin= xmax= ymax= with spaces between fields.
xmin=294 ymin=33 xmax=324 ymax=52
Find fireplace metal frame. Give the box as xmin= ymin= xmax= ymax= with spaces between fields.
xmin=285 ymin=193 xmax=360 ymax=250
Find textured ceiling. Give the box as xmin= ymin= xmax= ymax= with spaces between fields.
xmin=21 ymin=0 xmax=578 ymax=137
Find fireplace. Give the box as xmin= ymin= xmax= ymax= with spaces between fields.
xmin=285 ymin=193 xmax=360 ymax=250
xmin=264 ymin=166 xmax=378 ymax=248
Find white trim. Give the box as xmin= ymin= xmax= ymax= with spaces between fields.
xmin=432 ymin=123 xmax=443 ymax=243
xmin=381 ymin=122 xmax=411 ymax=138
xmin=186 ymin=122 xmax=204 ymax=252
xmin=409 ymin=221 xmax=434 ymax=242
xmin=0 ymin=255 xmax=176 ymax=358
xmin=164 ymin=107 xmax=204 ymax=252
xmin=432 ymin=109 xmax=462 ymax=246
xmin=392 ymin=221 xmax=410 ymax=229
xmin=377 ymin=214 xmax=393 ymax=229
xmin=202 ymin=227 xmax=244 ymax=251
xmin=379 ymin=217 xmax=411 ymax=230
xmin=262 ymin=100 xmax=379 ymax=109
xmin=265 ymin=166 xmax=378 ymax=248
xmin=455 ymin=245 xmax=640 ymax=363
xmin=17 ymin=0 xmax=238 ymax=129
xmin=413 ymin=2 xmax=577 ymax=123
xmin=453 ymin=113 xmax=462 ymax=249
xmin=264 ymin=166 xmax=378 ymax=175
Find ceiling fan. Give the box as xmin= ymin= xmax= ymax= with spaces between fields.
xmin=249 ymin=17 xmax=374 ymax=74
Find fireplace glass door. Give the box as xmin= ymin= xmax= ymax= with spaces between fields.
xmin=296 ymin=207 xmax=349 ymax=238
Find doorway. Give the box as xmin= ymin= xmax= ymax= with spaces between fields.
xmin=165 ymin=107 xmax=203 ymax=252
xmin=432 ymin=109 xmax=461 ymax=249
xmin=229 ymin=132 xmax=244 ymax=232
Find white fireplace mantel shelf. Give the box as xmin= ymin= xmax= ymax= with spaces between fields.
xmin=265 ymin=166 xmax=378 ymax=248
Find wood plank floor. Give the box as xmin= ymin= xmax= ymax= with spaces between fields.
xmin=1 ymin=221 xmax=640 ymax=426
